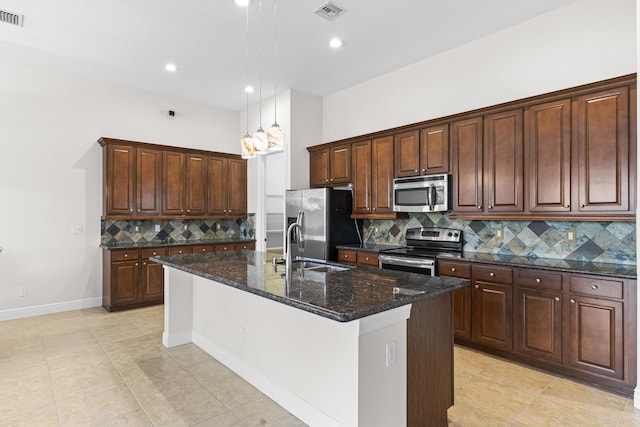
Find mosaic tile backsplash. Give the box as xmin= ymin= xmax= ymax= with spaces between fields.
xmin=101 ymin=214 xmax=255 ymax=245
xmin=362 ymin=213 xmax=636 ymax=265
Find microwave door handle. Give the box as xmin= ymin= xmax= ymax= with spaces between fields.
xmin=427 ymin=184 xmax=435 ymax=211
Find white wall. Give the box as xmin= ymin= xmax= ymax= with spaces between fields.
xmin=0 ymin=59 xmax=239 ymax=317
xmin=322 ymin=0 xmax=637 ymax=142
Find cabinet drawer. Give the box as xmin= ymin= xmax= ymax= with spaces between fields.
xmin=473 ymin=264 xmax=513 ymax=284
xmin=169 ymin=246 xmax=193 ymax=255
xmin=141 ymin=248 xmax=168 ymax=259
xmin=338 ymin=250 xmax=357 ymax=264
xmin=236 ymin=242 xmax=255 ymax=250
xmin=215 ymin=243 xmax=235 ymax=252
xmin=192 ymin=245 xmax=215 ymax=254
xmin=111 ymin=250 xmax=140 ymax=262
xmin=357 ymin=252 xmax=379 ymax=267
xmin=439 ymin=261 xmax=471 ymax=279
xmin=569 ymin=275 xmax=624 ymax=299
xmin=516 ymin=268 xmax=562 ymax=291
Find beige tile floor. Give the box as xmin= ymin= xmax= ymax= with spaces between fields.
xmin=1 ymin=304 xmax=639 ymax=426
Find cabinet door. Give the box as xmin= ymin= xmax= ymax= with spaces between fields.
xmin=371 ymin=136 xmax=394 ymax=213
xmin=329 ymin=144 xmax=351 ymax=184
xmin=111 ymin=261 xmax=139 ymax=305
xmin=162 ymin=151 xmax=185 ymax=215
xmin=351 ymin=140 xmax=372 ymax=214
xmin=526 ymin=99 xmax=571 ymax=212
xmin=516 ymin=288 xmax=562 ymax=363
xmin=420 ymin=125 xmax=449 ymax=174
xmin=451 ymin=117 xmax=483 ymax=212
xmin=141 ymin=260 xmax=164 ymax=301
xmin=309 ymin=148 xmax=329 ymax=187
xmin=566 ymin=295 xmax=624 ymax=380
xmin=472 ymin=281 xmax=513 ymax=351
xmin=439 ymin=261 xmax=471 ymax=339
xmin=227 ymin=158 xmax=248 ymax=217
xmin=136 ymin=147 xmax=162 ymax=215
xmin=484 ymin=109 xmax=524 ymax=212
xmin=394 ymin=130 xmax=420 ymax=177
xmin=575 ymin=87 xmax=630 ymax=212
xmin=106 ymin=144 xmax=136 ymax=215
xmin=185 ymin=153 xmax=207 ymax=216
xmin=207 ymin=156 xmax=227 ymax=216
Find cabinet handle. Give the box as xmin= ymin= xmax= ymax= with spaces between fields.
xmin=555 ymin=297 xmax=560 ymax=302
xmin=570 ymin=299 xmax=576 ymax=304
xmin=489 ymin=272 xmax=494 ymax=277
xmin=535 ymin=278 xmax=541 ymax=283
xmin=474 ymin=284 xmax=480 ymax=289
xmin=591 ymin=284 xmax=598 ymax=290
xmin=451 ymin=267 xmax=456 ymax=272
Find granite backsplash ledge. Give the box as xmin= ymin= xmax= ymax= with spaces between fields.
xmin=101 ymin=214 xmax=255 ymax=245
xmin=362 ymin=213 xmax=636 ymax=265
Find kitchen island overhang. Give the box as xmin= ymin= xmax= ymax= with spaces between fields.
xmin=152 ymin=251 xmax=469 ymax=427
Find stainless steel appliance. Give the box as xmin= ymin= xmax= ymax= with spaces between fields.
xmin=392 ymin=173 xmax=450 ymax=212
xmin=378 ymin=227 xmax=463 ymax=276
xmin=285 ymin=188 xmax=361 ymax=262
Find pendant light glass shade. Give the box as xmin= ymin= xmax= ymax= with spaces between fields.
xmin=253 ymin=127 xmax=269 ymax=154
xmin=267 ymin=122 xmax=283 ymax=151
xmin=241 ymin=133 xmax=255 ymax=159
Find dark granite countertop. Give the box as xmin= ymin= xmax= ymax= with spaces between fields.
xmin=443 ymin=252 xmax=637 ymax=279
xmin=100 ymin=238 xmax=256 ymax=250
xmin=335 ymin=243 xmax=403 ymax=253
xmin=151 ymin=250 xmax=469 ymax=322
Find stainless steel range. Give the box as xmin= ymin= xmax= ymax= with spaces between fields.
xmin=378 ymin=227 xmax=463 ymax=276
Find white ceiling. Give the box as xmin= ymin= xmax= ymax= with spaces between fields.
xmin=0 ymin=0 xmax=577 ymax=111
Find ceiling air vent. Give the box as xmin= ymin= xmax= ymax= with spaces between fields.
xmin=313 ymin=1 xmax=345 ymax=21
xmin=0 ymin=9 xmax=24 ymax=27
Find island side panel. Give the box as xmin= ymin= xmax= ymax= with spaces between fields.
xmin=407 ymin=291 xmax=454 ymax=427
xmin=162 ymin=266 xmax=194 ymax=348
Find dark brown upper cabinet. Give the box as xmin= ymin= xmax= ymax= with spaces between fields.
xmin=309 ymin=144 xmax=351 ymax=187
xmin=395 ymin=126 xmax=449 ymax=177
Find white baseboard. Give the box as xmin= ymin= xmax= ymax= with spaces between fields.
xmin=0 ymin=297 xmax=102 ymax=321
xmin=192 ymin=331 xmax=338 ymax=427
xmin=162 ymin=330 xmax=193 ymax=348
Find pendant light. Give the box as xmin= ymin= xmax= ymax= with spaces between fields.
xmin=253 ymin=0 xmax=269 ymax=155
xmin=240 ymin=2 xmax=255 ymax=159
xmin=267 ymin=0 xmax=284 ymax=151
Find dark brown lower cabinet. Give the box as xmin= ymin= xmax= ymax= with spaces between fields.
xmin=446 ymin=261 xmax=636 ymax=395
xmin=439 ymin=260 xmax=472 ymax=340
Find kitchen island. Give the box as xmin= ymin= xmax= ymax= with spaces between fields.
xmin=152 ymin=250 xmax=468 ymax=427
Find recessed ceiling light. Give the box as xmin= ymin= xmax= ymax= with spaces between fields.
xmin=329 ymin=38 xmax=343 ymax=48
xmin=235 ymin=0 xmax=252 ymax=6
xmin=165 ymin=63 xmax=178 ymax=72
xmin=245 ymin=86 xmax=254 ymax=93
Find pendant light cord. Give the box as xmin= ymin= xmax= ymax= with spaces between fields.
xmin=258 ymin=0 xmax=263 ymax=128
xmin=245 ymin=4 xmax=250 ymax=134
xmin=273 ymin=0 xmax=277 ymax=122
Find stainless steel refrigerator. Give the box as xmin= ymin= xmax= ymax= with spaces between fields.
xmin=285 ymin=187 xmax=361 ymax=262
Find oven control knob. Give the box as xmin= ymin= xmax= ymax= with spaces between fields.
xmin=448 ymin=232 xmax=452 ymax=237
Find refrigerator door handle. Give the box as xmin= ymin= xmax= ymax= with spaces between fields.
xmin=297 ymin=211 xmax=304 ymax=252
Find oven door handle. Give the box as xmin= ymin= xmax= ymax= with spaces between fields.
xmin=379 ymin=255 xmax=435 ymax=268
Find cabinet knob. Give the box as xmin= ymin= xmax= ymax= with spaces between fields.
xmin=570 ymin=299 xmax=576 ymax=304
xmin=414 ymin=169 xmax=418 ymax=173
xmin=135 ymin=262 xmax=138 ymax=266
xmin=326 ymin=179 xmax=329 ymax=182
xmin=580 ymin=204 xmax=585 ymax=208
xmin=422 ymin=168 xmax=426 ymax=172
xmin=330 ymin=178 xmax=334 ymax=182
xmin=179 ymin=250 xmax=183 ymax=254
xmin=451 ymin=267 xmax=456 ymax=272
xmin=474 ymin=284 xmax=480 ymax=289
xmin=143 ymin=262 xmax=147 ymax=266
xmin=535 ymin=278 xmax=541 ymax=283
xmin=373 ymin=207 xmax=376 ymax=211
xmin=591 ymin=284 xmax=598 ymax=290
xmin=130 ymin=209 xmax=133 ymax=212
xmin=137 ymin=209 xmax=140 ymax=212
xmin=565 ymin=204 xmax=570 ymax=208
xmin=153 ymin=252 xmax=157 ymax=256
xmin=344 ymin=254 xmax=348 ymax=258
xmin=489 ymin=272 xmax=494 ymax=277
xmin=555 ymin=297 xmax=560 ymax=302
xmin=187 ymin=209 xmax=190 ymax=213
xmin=202 ymin=249 xmax=206 ymax=252
xmin=224 ymin=210 xmax=227 ymax=213
xmin=181 ymin=210 xmax=184 ymax=213
xmin=365 ymin=257 xmax=369 ymax=261
xmin=477 ymin=206 xmax=482 ymax=209
xmin=124 ymin=254 xmax=128 ymax=258
xmin=488 ymin=206 xmax=493 ymax=209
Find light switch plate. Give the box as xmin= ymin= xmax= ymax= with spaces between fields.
xmin=495 ymin=228 xmax=503 ymax=240
xmin=71 ymin=225 xmax=83 ymax=235
xmin=566 ymin=228 xmax=577 ymax=243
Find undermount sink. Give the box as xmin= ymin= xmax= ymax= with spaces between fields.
xmin=288 ymin=259 xmax=353 ymax=273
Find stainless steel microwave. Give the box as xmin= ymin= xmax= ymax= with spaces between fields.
xmin=393 ymin=174 xmax=450 ymax=212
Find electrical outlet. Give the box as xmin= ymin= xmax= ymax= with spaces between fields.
xmin=495 ymin=227 xmax=503 ymax=240
xmin=184 ymin=225 xmax=188 ymax=231
xmin=216 ymin=224 xmax=221 ymax=230
xmin=385 ymin=342 xmax=396 ymax=367
xmin=19 ymin=287 xmax=28 ymax=297
xmin=566 ymin=228 xmax=577 ymax=243
xmin=70 ymin=225 xmax=83 ymax=235
xmin=155 ymin=224 xmax=161 ymax=232
xmin=134 ymin=226 xmax=139 ymax=232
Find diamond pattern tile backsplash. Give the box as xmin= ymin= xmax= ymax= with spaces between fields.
xmin=363 ymin=213 xmax=636 ymax=265
xmin=101 ymin=214 xmax=255 ymax=245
